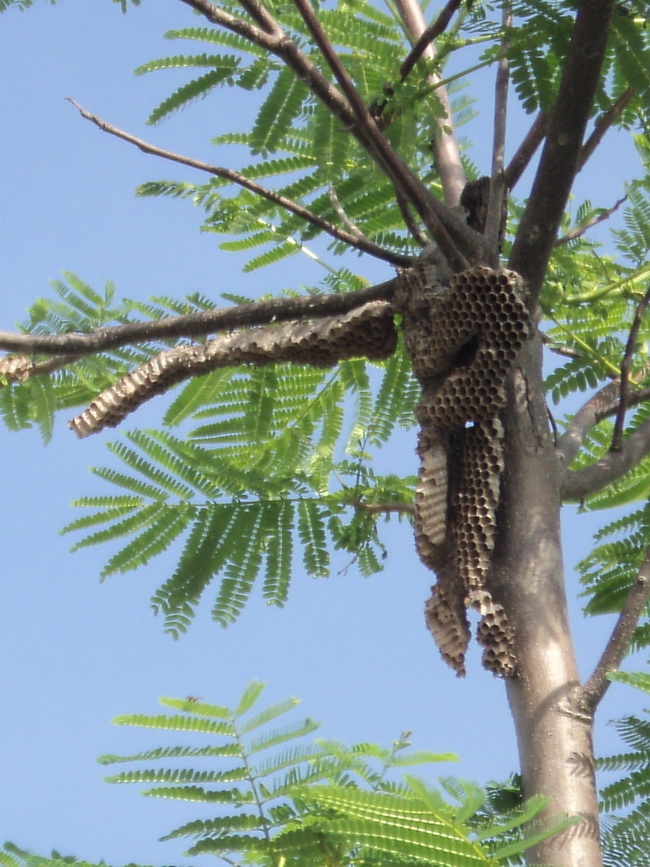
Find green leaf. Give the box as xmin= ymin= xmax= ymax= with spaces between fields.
xmin=250 ymin=67 xmax=309 ymax=155
xmin=234 ymin=681 xmax=267 ymax=717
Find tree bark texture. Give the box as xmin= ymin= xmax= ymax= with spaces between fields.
xmin=490 ymin=337 xmax=601 ymax=866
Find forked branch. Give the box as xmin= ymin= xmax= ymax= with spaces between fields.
xmin=179 ymin=0 xmax=481 ymax=268
xmin=561 ymin=414 xmax=650 ymax=501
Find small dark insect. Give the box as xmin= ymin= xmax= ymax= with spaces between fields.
xmin=185 ymin=695 xmax=202 ymax=703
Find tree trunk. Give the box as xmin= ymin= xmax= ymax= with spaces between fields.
xmin=490 ymin=337 xmax=602 ymax=866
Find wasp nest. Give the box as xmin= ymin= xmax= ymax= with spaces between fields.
xmin=394 ymin=263 xmax=530 ymax=677
xmin=69 ymin=300 xmax=395 ymax=438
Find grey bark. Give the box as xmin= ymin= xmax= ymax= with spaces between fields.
xmin=490 ymin=337 xmax=602 ymax=866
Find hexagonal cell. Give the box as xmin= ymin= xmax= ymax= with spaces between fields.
xmin=396 ymin=263 xmax=530 ymax=676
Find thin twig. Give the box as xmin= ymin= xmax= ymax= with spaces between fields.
xmin=67 ymin=99 xmax=410 ymax=267
xmin=541 ymin=335 xmax=582 ymax=361
xmin=555 ymin=196 xmax=627 ymax=246
xmin=611 ymin=283 xmax=650 ymax=451
xmin=399 ymin=0 xmax=462 ymax=81
xmin=327 ymin=186 xmax=367 ymax=240
xmin=484 ymin=1 xmax=511 ymax=260
xmin=578 ymin=546 xmax=650 ymax=715
xmin=291 ymin=0 xmax=428 ymax=213
xmin=0 ymin=280 xmax=397 ymax=356
xmin=291 ymin=0 xmax=376 ymax=132
xmin=395 ymin=192 xmax=429 ymax=247
xmin=504 ymin=111 xmax=548 ymax=191
xmin=578 ymin=86 xmax=636 ymax=172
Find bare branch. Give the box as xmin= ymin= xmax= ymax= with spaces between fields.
xmin=394 ymin=0 xmax=466 ymax=206
xmin=0 ymin=280 xmax=397 ymax=356
xmin=327 ymin=186 xmax=368 ymax=241
xmin=484 ymin=2 xmax=511 ymax=260
xmin=577 ymin=546 xmax=650 ymax=715
xmin=399 ymin=0 xmax=462 ymax=81
xmin=68 ymin=301 xmax=396 ymax=438
xmin=291 ymin=0 xmax=378 ymax=132
xmin=556 ymin=376 xmax=650 ymax=466
xmin=509 ymin=1 xmax=616 ymax=300
xmin=67 ymin=99 xmax=410 ymax=268
xmin=395 ymin=192 xmax=430 ymax=247
xmin=504 ymin=111 xmax=548 ymax=191
xmin=611 ymin=283 xmax=650 ymax=451
xmin=561 ymin=414 xmax=650 ymax=501
xmin=578 ymin=86 xmax=636 ymax=172
xmin=554 ymin=196 xmax=627 ymax=246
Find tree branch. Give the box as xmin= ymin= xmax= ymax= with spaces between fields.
xmin=484 ymin=2 xmax=511 ymax=260
xmin=0 ymin=280 xmax=397 ymax=356
xmin=393 ymin=0 xmax=466 ymax=206
xmin=236 ymin=0 xmax=285 ymax=36
xmin=561 ymin=414 xmax=650 ymax=501
xmin=179 ymin=0 xmax=484 ymax=269
xmin=67 ymin=100 xmax=410 ymax=268
xmin=291 ymin=0 xmax=379 ymax=133
xmin=554 ymin=195 xmax=627 ymax=246
xmin=578 ymin=86 xmax=636 ymax=172
xmin=399 ymin=0 xmax=462 ymax=81
xmin=504 ymin=111 xmax=548 ymax=191
xmin=508 ymin=0 xmax=616 ymax=300
xmin=395 ymin=192 xmax=430 ymax=247
xmin=611 ymin=283 xmax=650 ymax=451
xmin=556 ymin=380 xmax=622 ymax=466
xmin=577 ymin=546 xmax=650 ymax=715
xmin=556 ymin=378 xmax=650 ymax=466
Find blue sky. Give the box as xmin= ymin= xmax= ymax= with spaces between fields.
xmin=0 ymin=2 xmax=647 ymax=865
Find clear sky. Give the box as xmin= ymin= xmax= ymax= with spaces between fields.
xmin=0 ymin=2 xmax=647 ymax=865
